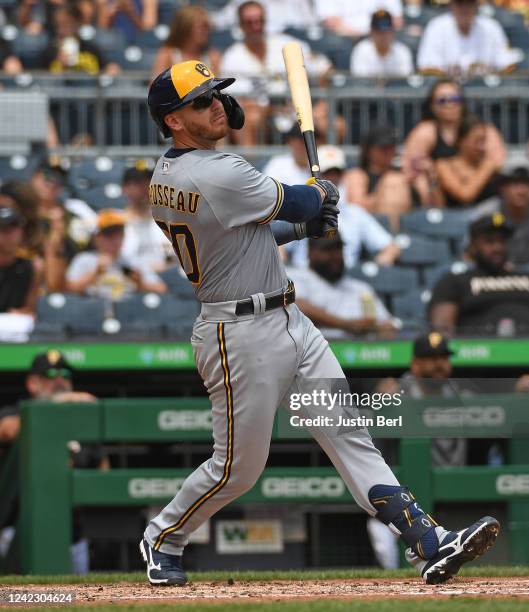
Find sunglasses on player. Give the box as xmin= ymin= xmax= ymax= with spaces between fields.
xmin=41 ymin=368 xmax=72 ymax=380
xmin=189 ymin=89 xmax=222 ymax=111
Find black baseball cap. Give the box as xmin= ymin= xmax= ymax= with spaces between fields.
xmin=371 ymin=9 xmax=393 ymax=31
xmin=469 ymin=213 xmax=514 ymax=240
xmin=363 ymin=125 xmax=397 ymax=148
xmin=0 ymin=206 xmax=23 ymax=227
xmin=122 ymin=167 xmax=153 ymax=184
xmin=413 ymin=333 xmax=454 ymax=359
xmin=29 ymin=350 xmax=73 ymax=377
xmin=35 ymin=162 xmax=68 ymax=185
xmin=497 ymin=165 xmax=529 ymax=185
xmin=308 ymin=231 xmax=344 ymax=251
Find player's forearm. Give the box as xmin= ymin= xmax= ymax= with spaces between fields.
xmin=270 ymin=221 xmax=307 ymax=246
xmin=275 ymin=184 xmax=321 ymax=223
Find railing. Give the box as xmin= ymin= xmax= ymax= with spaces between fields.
xmin=3 ymin=395 xmax=528 ymax=573
xmin=2 ymin=73 xmax=529 ymax=149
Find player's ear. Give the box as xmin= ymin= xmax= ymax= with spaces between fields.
xmin=164 ymin=111 xmax=184 ymax=133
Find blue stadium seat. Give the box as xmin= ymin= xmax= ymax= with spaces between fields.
xmin=347 ymin=262 xmax=420 ymax=298
xmin=373 ymin=213 xmax=392 ymax=233
xmin=12 ymin=31 xmax=49 ymax=69
xmin=159 ymin=266 xmax=197 ymax=300
xmin=82 ymin=184 xmax=127 ymax=210
xmin=392 ymin=288 xmax=431 ymax=322
xmin=423 ymin=261 xmax=470 ymax=289
xmin=399 ymin=208 xmax=469 ymax=255
xmin=68 ymin=157 xmax=127 ymax=193
xmin=119 ymin=46 xmax=157 ymax=71
xmin=396 ymin=233 xmax=452 ymax=267
xmin=84 ymin=28 xmax=127 ymax=65
xmin=133 ymin=28 xmax=168 ymax=49
xmin=114 ymin=293 xmax=199 ymax=337
xmin=210 ymin=29 xmax=236 ymax=52
xmin=36 ymin=294 xmax=109 ymax=336
xmin=0 ymin=155 xmax=38 ymax=183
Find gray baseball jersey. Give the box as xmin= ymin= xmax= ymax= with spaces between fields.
xmin=144 ymin=146 xmax=403 ymax=558
xmin=149 ymin=149 xmax=287 ymax=302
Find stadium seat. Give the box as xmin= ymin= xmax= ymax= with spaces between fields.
xmin=392 ymin=288 xmax=431 ymax=322
xmin=159 ymin=266 xmax=197 ymax=300
xmin=113 ymin=293 xmax=199 ymax=337
xmin=36 ymin=294 xmax=109 ymax=336
xmin=0 ymin=154 xmax=38 ymax=182
xmin=210 ymin=29 xmax=236 ymax=52
xmin=133 ymin=27 xmax=168 ymax=49
xmin=423 ymin=261 xmax=470 ymax=289
xmin=82 ymin=183 xmax=127 ymax=210
xmin=399 ymin=208 xmax=469 ymax=255
xmin=373 ymin=213 xmax=391 ymax=233
xmin=119 ymin=46 xmax=158 ymax=71
xmin=395 ymin=233 xmax=452 ymax=267
xmin=12 ymin=31 xmax=49 ymax=69
xmin=81 ymin=28 xmax=127 ymax=65
xmin=68 ymin=157 xmax=127 ymax=193
xmin=348 ymin=262 xmax=419 ymax=298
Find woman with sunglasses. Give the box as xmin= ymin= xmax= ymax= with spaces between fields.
xmin=403 ymin=79 xmax=505 ymax=205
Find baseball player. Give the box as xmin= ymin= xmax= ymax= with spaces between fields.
xmin=140 ymin=60 xmax=499 ymax=586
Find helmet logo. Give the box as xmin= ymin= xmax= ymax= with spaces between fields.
xmin=195 ymin=63 xmax=211 ymax=77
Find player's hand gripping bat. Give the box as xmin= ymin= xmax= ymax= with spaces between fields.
xmin=282 ymin=41 xmax=338 ymax=238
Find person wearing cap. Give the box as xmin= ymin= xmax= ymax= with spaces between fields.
xmin=471 ymin=165 xmax=529 ymax=266
xmin=345 ymin=124 xmax=415 ymax=231
xmin=0 ymin=350 xmax=104 ymax=574
xmin=120 ymin=167 xmax=173 ymax=273
xmin=350 ymin=10 xmax=413 ymax=78
xmin=314 ymin=0 xmax=403 ymax=38
xmin=0 ymin=205 xmax=41 ymax=339
xmin=220 ymin=1 xmax=331 ymax=145
xmin=286 ymin=144 xmax=401 ymax=268
xmin=66 ymin=209 xmax=166 ymax=301
xmin=417 ymin=0 xmax=519 ymax=76
xmin=429 ymin=212 xmax=529 ymax=335
xmin=287 ymin=232 xmax=396 ymax=339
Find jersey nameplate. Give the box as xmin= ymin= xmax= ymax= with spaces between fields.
xmin=149 ymin=183 xmax=201 ymax=214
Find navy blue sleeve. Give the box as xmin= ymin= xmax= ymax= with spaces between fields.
xmin=275 ymin=183 xmax=321 ymax=223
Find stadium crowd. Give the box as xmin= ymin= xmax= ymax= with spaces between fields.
xmin=1 ymin=0 xmax=529 ymax=340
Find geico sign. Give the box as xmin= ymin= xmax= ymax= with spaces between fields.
xmin=262 ymin=477 xmax=345 ymax=498
xmin=423 ymin=406 xmax=505 ymax=428
xmin=128 ymin=478 xmax=185 ymax=498
xmin=158 ymin=410 xmax=212 ymax=431
xmin=496 ymin=474 xmax=529 ymax=495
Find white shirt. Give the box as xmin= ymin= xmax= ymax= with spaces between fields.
xmin=286 ymin=201 xmax=393 ymax=269
xmin=350 ymin=38 xmax=413 ymax=77
xmin=212 ymin=0 xmax=317 ymax=34
xmin=286 ymin=266 xmax=391 ymax=339
xmin=315 ymin=0 xmax=403 ymax=36
xmin=417 ymin=13 xmax=518 ymax=74
xmin=263 ymin=152 xmax=309 ymax=186
xmin=121 ymin=214 xmax=171 ymax=272
xmin=220 ymin=33 xmax=330 ymax=96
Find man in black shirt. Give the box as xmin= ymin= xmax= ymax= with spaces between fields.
xmin=429 ymin=213 xmax=529 ymax=336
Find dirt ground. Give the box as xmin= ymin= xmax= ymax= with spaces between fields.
xmin=1 ymin=577 xmax=528 ymax=606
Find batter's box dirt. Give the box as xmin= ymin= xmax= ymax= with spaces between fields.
xmin=2 ymin=577 xmax=528 ymax=606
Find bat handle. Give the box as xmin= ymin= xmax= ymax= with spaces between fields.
xmin=308 ymin=173 xmax=337 ymax=239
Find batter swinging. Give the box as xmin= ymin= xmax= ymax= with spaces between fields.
xmin=140 ymin=60 xmax=499 ymax=586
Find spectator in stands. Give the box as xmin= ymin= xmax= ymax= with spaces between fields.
xmin=285 ymin=145 xmax=401 ymax=268
xmin=0 ymin=349 xmax=105 ymax=574
xmin=0 ymin=182 xmax=43 ymax=257
xmin=287 ymin=233 xmax=396 ymax=339
xmin=436 ymin=115 xmax=500 ymax=207
xmin=0 ymin=206 xmax=40 ymax=341
xmin=417 ymin=0 xmax=519 ymax=76
xmin=315 ymin=0 xmax=403 ymax=37
xmin=344 ymin=125 xmax=420 ymax=231
xmin=403 ymin=79 xmax=505 ymax=204
xmin=0 ymin=38 xmax=22 ymax=74
xmin=35 ymin=4 xmax=119 ymax=75
xmin=220 ymin=1 xmax=331 ymax=146
xmin=474 ymin=165 xmax=529 ymax=265
xmin=350 ymin=10 xmax=413 ymax=78
xmin=429 ymin=212 xmax=529 ymax=335
xmin=212 ymin=0 xmax=317 ymax=34
xmin=31 ymin=161 xmax=96 ymax=292
xmin=151 ymin=6 xmax=221 ymax=79
xmin=263 ymin=124 xmax=318 ymax=185
xmin=66 ymin=209 xmax=166 ymax=301
xmin=121 ymin=167 xmax=172 ymax=273
xmin=97 ymin=0 xmax=158 ymax=44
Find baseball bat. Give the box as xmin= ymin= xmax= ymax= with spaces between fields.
xmin=282 ymin=41 xmax=336 ymax=238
